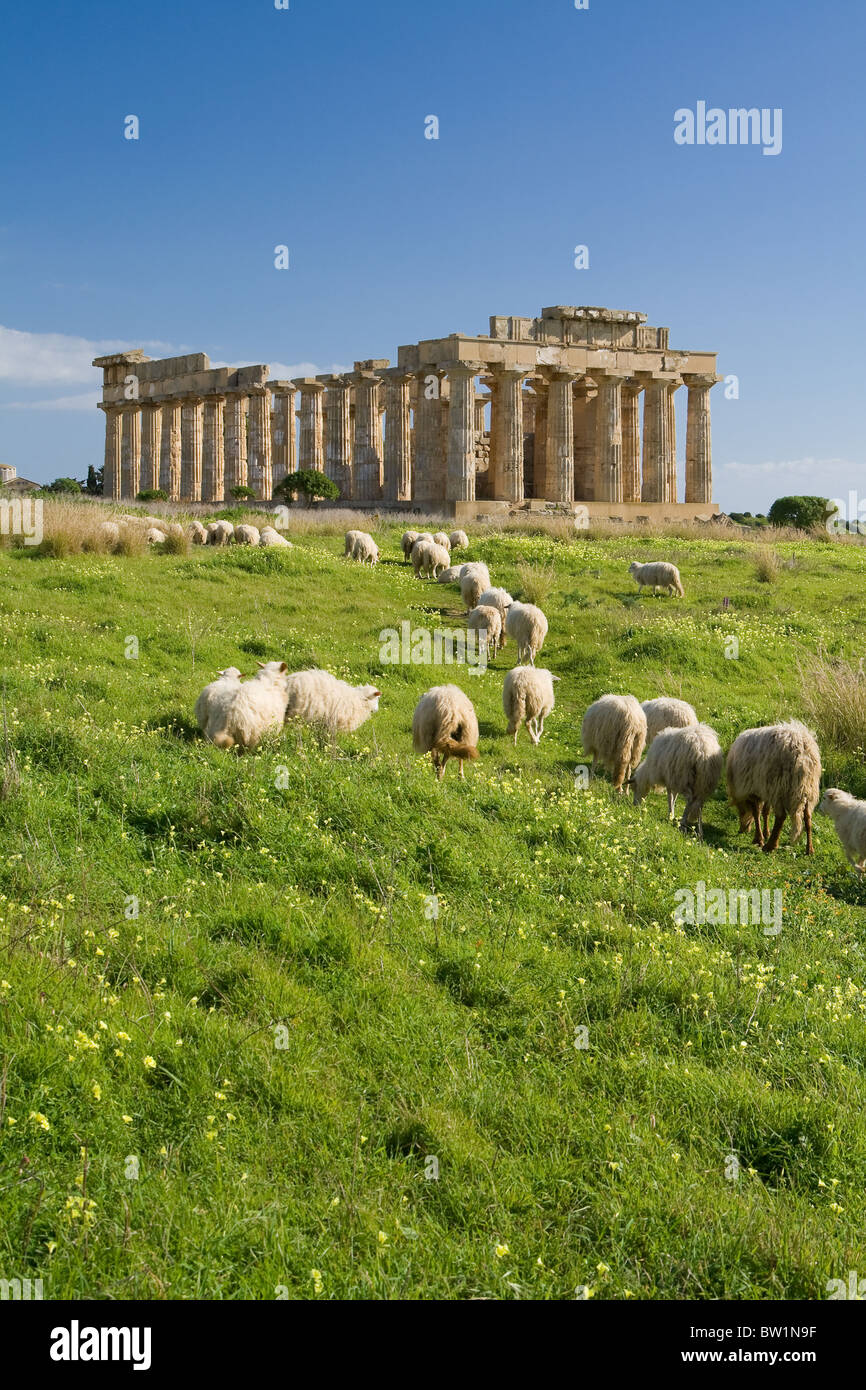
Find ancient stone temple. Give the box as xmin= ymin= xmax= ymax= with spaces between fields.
xmin=93 ymin=306 xmax=720 ymax=519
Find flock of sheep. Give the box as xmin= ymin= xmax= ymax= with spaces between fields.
xmin=101 ymin=516 xmax=292 ymax=548
xmin=191 ymin=525 xmax=866 ymax=872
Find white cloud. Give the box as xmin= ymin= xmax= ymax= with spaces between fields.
xmin=720 ymin=457 xmax=855 ymax=478
xmin=1 ymin=391 xmax=100 ymax=411
xmin=0 ymin=325 xmax=175 ymax=386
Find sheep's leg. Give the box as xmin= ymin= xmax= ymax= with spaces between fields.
xmin=804 ymin=803 xmax=814 ymax=855
xmin=762 ymin=808 xmax=787 ymax=853
xmin=538 ymin=716 xmax=545 ymax=737
xmin=748 ymin=798 xmax=764 ymax=845
xmin=667 ymin=789 xmax=676 ymax=819
xmin=761 ymin=804 xmax=770 ymax=843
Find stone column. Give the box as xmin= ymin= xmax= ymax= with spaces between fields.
xmin=545 ymin=371 xmax=575 ymax=506
xmin=413 ymin=369 xmax=446 ymax=505
xmin=621 ymin=380 xmax=642 ymax=503
xmin=139 ymin=403 xmax=162 ymax=494
xmin=159 ymin=401 xmax=182 ymax=500
xmin=298 ymin=380 xmax=325 ymax=472
xmin=683 ymin=373 xmax=716 ymax=503
xmin=665 ymin=381 xmax=680 ymax=502
xmin=595 ymin=374 xmax=625 ymax=503
xmin=573 ymin=379 xmax=597 ymax=500
xmin=492 ymin=366 xmax=528 ymax=503
xmin=531 ymin=383 xmax=548 ymax=498
xmin=640 ymin=379 xmax=669 ymax=503
xmin=120 ymin=405 xmax=141 ymax=500
xmin=383 ymin=369 xmax=413 ymax=504
xmin=247 ymin=389 xmax=272 ymax=500
xmin=202 ymin=396 xmax=226 ymax=503
xmin=322 ymin=376 xmax=352 ymax=498
xmin=101 ymin=405 xmax=122 ymax=501
xmin=351 ymin=372 xmax=383 ymax=502
xmin=474 ymin=396 xmax=487 ymax=440
xmin=224 ymin=394 xmax=248 ymax=497
xmin=270 ymin=384 xmax=296 ymax=491
xmin=445 ymin=362 xmax=483 ymax=504
xmin=181 ymin=398 xmax=203 ymax=502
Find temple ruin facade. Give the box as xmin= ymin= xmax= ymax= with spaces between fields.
xmin=93 ymin=306 xmax=720 ymax=519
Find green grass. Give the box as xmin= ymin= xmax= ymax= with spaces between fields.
xmin=1 ymin=524 xmax=866 ymax=1300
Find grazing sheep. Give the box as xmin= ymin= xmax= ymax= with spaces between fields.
xmin=628 ymin=560 xmax=684 ymax=597
xmin=401 ymin=530 xmax=421 ymax=560
xmin=459 ymin=562 xmax=491 ymax=610
xmin=194 ymin=667 xmax=243 ymax=733
xmin=466 ymin=604 xmax=502 ymax=659
xmin=199 ymin=661 xmax=289 ymax=751
xmin=503 ymin=667 xmax=560 ymax=745
xmin=433 ymin=531 xmax=452 ymax=551
xmin=449 ymin=530 xmax=469 ymax=551
xmin=145 ymin=527 xmax=167 ymax=545
xmin=505 ymin=601 xmax=548 ymax=665
xmin=819 ymin=789 xmax=866 ymax=872
xmin=436 ymin=565 xmax=462 ymax=584
xmin=234 ymin=524 xmax=260 ymax=546
xmin=630 ymin=723 xmax=723 ymax=840
xmin=100 ymin=521 xmax=120 ymax=546
xmin=412 ymin=685 xmax=480 ymax=780
xmin=642 ymin=697 xmax=699 ymax=746
xmin=476 ymin=587 xmax=513 ymax=628
xmin=259 ymin=526 xmax=292 ymax=547
xmin=284 ymin=669 xmax=381 ymax=734
xmin=350 ymin=532 xmax=379 ymax=565
xmin=726 ymin=721 xmax=821 ymax=854
xmin=207 ymin=520 xmax=234 ymax=545
xmin=412 ymin=538 xmax=449 ymax=578
xmin=581 ymin=694 xmax=647 ymax=792
xmin=345 ymin=528 xmax=365 ymax=556
xmin=187 ymin=520 xmax=207 ymax=545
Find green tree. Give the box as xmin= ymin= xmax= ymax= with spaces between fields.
xmin=46 ymin=477 xmax=81 ymax=494
xmin=84 ymin=465 xmax=104 ymax=496
xmin=136 ymin=488 xmax=168 ymax=502
xmin=274 ymin=470 xmax=339 ymax=507
xmin=768 ymin=496 xmax=833 ymax=530
xmin=230 ymin=485 xmax=256 ymax=501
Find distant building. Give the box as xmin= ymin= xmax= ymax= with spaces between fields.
xmin=0 ymin=464 xmax=16 ymax=485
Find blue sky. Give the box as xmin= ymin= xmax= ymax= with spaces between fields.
xmin=1 ymin=0 xmax=864 ymax=511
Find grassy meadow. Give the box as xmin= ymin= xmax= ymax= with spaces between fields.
xmin=2 ymin=504 xmax=866 ymax=1300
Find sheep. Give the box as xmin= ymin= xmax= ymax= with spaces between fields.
xmin=628 ymin=560 xmax=684 ymax=597
xmin=436 ymin=565 xmax=462 ymax=585
xmin=283 ymin=669 xmax=381 ymax=734
xmin=726 ymin=721 xmax=821 ymax=854
xmin=503 ymin=667 xmax=560 ymax=746
xmin=505 ymin=601 xmax=548 ymax=665
xmin=466 ymin=604 xmax=502 ymax=659
xmin=145 ymin=527 xmax=167 ymax=545
xmin=207 ymin=520 xmax=234 ymax=545
xmin=345 ymin=528 xmax=365 ymax=556
xmin=641 ymin=697 xmax=699 ymax=746
xmin=818 ymin=789 xmax=866 ymax=872
xmin=401 ymin=530 xmax=421 ymax=560
xmin=412 ymin=685 xmax=479 ymax=780
xmin=199 ymin=661 xmax=289 ymax=751
xmin=99 ymin=521 xmax=120 ymax=546
xmin=350 ymin=532 xmax=379 ymax=565
xmin=188 ymin=520 xmax=208 ymax=545
xmin=476 ymin=587 xmax=513 ymax=629
xmin=194 ymin=667 xmax=243 ymax=733
xmin=581 ymin=694 xmax=647 ymax=792
xmin=412 ymin=538 xmax=449 ymax=578
xmin=234 ymin=524 xmax=260 ymax=546
xmin=433 ymin=531 xmax=452 ymax=551
xmin=459 ymin=562 xmax=491 ymax=610
xmin=260 ymin=526 xmax=292 ymax=547
xmin=630 ymin=723 xmax=723 ymax=840
xmin=449 ymin=530 xmax=469 ymax=551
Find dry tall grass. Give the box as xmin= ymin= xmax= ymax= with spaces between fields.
xmin=516 ymin=558 xmax=557 ymax=607
xmin=800 ymin=651 xmax=866 ymax=753
xmin=753 ymin=545 xmax=782 ymax=582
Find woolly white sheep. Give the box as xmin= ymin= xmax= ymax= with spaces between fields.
xmin=436 ymin=565 xmax=462 ymax=584
xmin=345 ymin=528 xmax=364 ymax=556
xmin=412 ymin=684 xmax=480 ymax=780
xmin=284 ymin=669 xmax=381 ymax=734
xmin=401 ymin=530 xmax=420 ymax=560
xmin=630 ymin=722 xmax=723 ymax=839
xmin=505 ymin=601 xmax=548 ymax=665
xmin=413 ymin=539 xmax=449 ymax=578
xmin=207 ymin=520 xmax=234 ymax=545
xmin=188 ymin=520 xmax=208 ymax=545
xmin=199 ymin=661 xmax=289 ymax=751
xmin=503 ymin=667 xmax=560 ymax=746
xmin=99 ymin=521 xmax=120 ymax=546
xmin=234 ymin=524 xmax=260 ymax=546
xmin=449 ymin=530 xmax=469 ymax=551
xmin=726 ymin=721 xmax=821 ymax=853
xmin=466 ymin=604 xmax=502 ymax=659
xmin=350 ymin=532 xmax=379 ymax=565
xmin=459 ymin=562 xmax=491 ymax=610
xmin=581 ymin=694 xmax=647 ymax=792
xmin=641 ymin=697 xmax=699 ymax=746
xmin=194 ymin=667 xmax=243 ymax=733
xmin=628 ymin=560 xmax=684 ymax=597
xmin=476 ymin=587 xmax=513 ymax=628
xmin=433 ymin=531 xmax=452 ymax=551
xmin=145 ymin=527 xmax=167 ymax=545
xmin=818 ymin=789 xmax=866 ymax=872
xmin=260 ymin=527 xmax=292 ymax=547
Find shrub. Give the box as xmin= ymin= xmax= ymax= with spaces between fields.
xmin=160 ymin=530 xmax=189 ymax=555
xmin=516 ymin=558 xmax=556 ymax=607
xmin=768 ymin=496 xmax=832 ymax=530
xmin=230 ymin=486 xmax=256 ymax=501
xmin=137 ymin=488 xmax=168 ymax=502
xmin=274 ymin=470 xmax=340 ymax=506
xmin=46 ymin=477 xmax=81 ymax=494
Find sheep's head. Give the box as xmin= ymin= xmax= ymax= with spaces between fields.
xmin=819 ymin=788 xmax=850 ymax=817
xmin=218 ymin=667 xmax=243 ymax=681
xmin=256 ymin=660 xmax=290 ymax=688
xmin=360 ymin=685 xmax=381 ymax=712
